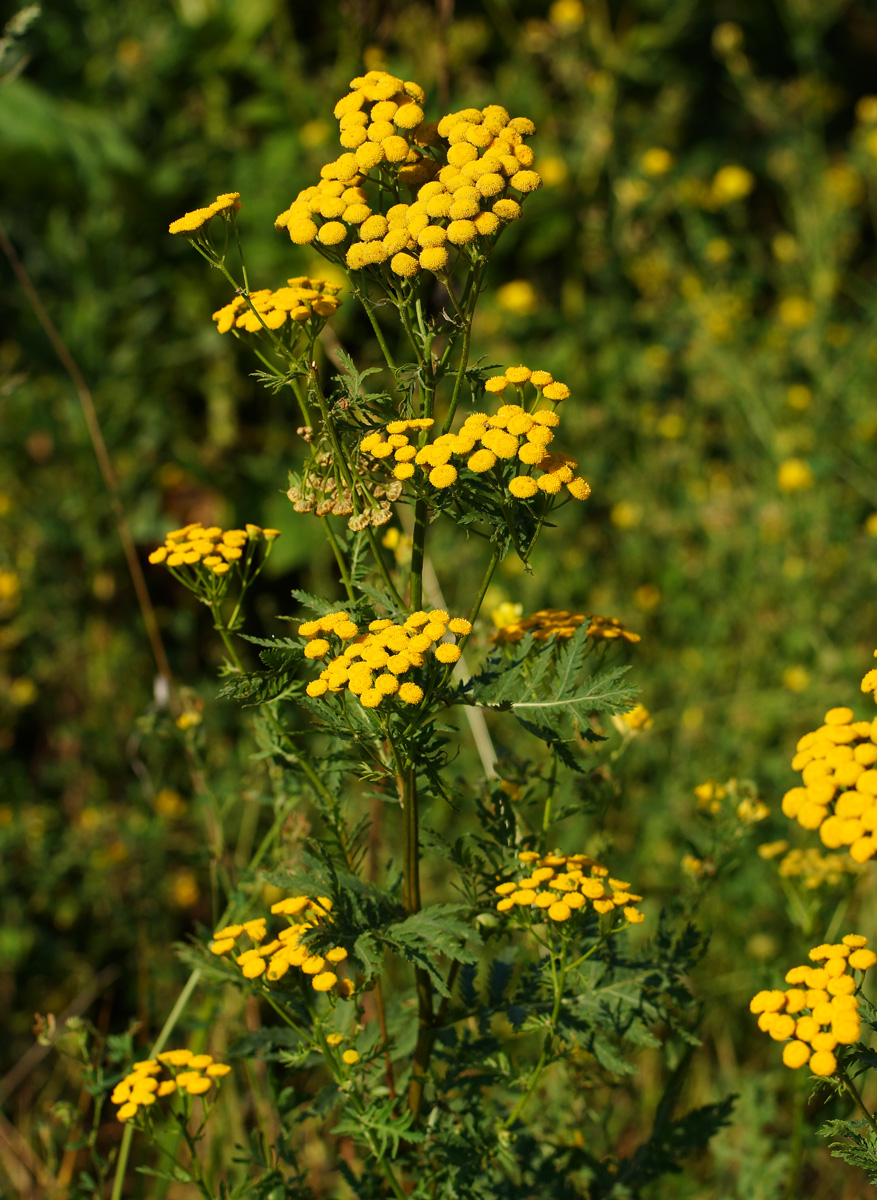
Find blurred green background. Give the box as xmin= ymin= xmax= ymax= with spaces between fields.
xmin=4 ymin=0 xmax=877 ymax=1195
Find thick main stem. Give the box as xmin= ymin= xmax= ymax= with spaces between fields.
xmin=409 ymin=498 xmax=429 ymax=611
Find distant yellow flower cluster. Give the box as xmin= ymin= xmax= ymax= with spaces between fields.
xmin=148 ymin=523 xmax=280 ymax=577
xmin=783 ymin=701 xmax=877 ymax=863
xmin=494 ymin=849 xmax=645 ymax=925
xmin=300 ymin=609 xmax=472 ymax=709
xmin=750 ymin=934 xmax=875 ymax=1076
xmin=210 ymin=900 xmax=353 ymax=997
xmin=359 ymin=367 xmax=589 ymax=502
xmin=112 ymin=1049 xmax=232 ymax=1122
xmin=491 ymin=608 xmax=640 ymax=645
xmin=168 ymin=192 xmax=241 ymax=236
xmin=212 ymin=277 xmax=341 ymax=335
xmin=273 ymin=70 xmax=541 ymax=276
xmin=758 ymin=842 xmax=860 ymax=890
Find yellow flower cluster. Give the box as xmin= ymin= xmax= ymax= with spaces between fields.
xmin=168 ymin=192 xmax=241 ymax=236
xmin=210 ymin=901 xmax=353 ymax=997
xmin=749 ymin=934 xmax=875 ymax=1076
xmin=491 ymin=609 xmax=640 ymax=645
xmin=783 ymin=704 xmax=877 ymax=862
xmin=494 ymin=849 xmax=645 ymax=925
xmin=617 ymin=703 xmax=653 ymax=732
xmin=483 ymin=364 xmax=570 ymax=404
xmin=148 ymin=523 xmax=280 ymax=577
xmin=212 ymin=277 xmax=341 ymax=335
xmin=758 ymin=842 xmax=860 ymax=889
xmin=359 ymin=394 xmax=590 ymax=502
xmin=299 ymin=609 xmax=472 ymax=709
xmin=274 ymin=70 xmax=540 ymax=277
xmin=694 ymin=779 xmax=768 ymax=822
xmin=112 ymin=1049 xmax=232 ymax=1122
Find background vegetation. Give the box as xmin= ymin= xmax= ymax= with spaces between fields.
xmin=4 ymin=0 xmax=877 ymax=1195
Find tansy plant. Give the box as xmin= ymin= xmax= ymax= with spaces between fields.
xmin=110 ymin=69 xmax=732 ymax=1200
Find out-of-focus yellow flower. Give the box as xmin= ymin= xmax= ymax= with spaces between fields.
xmin=772 ymin=232 xmax=798 ymax=262
xmin=737 ymin=798 xmax=770 ymax=824
xmin=299 ymin=120 xmax=331 ymax=148
xmin=758 ymin=840 xmax=789 ymax=860
xmin=614 ymin=178 xmax=651 ymax=208
xmin=709 ymin=165 xmax=754 ymax=206
xmin=682 ymin=854 xmax=703 ymax=876
xmin=778 ymin=458 xmax=814 ymax=493
xmin=538 ymin=156 xmax=568 ymax=187
xmin=619 ymin=703 xmax=653 ymax=731
xmin=170 ymin=871 xmax=200 ymax=908
xmin=857 ymin=95 xmax=877 ymax=123
xmin=657 ymin=413 xmax=685 ymax=439
xmin=634 ymin=584 xmax=661 ymax=612
xmin=0 ymin=569 xmax=20 ymax=605
xmin=491 ymin=601 xmax=524 ymax=629
xmin=641 ymin=148 xmax=674 ymax=177
xmin=865 ymin=129 xmax=877 ymax=159
xmin=642 ymin=344 xmax=671 ymax=374
xmin=610 ymin=501 xmax=642 ymax=529
xmin=176 ymin=711 xmax=202 ymax=730
xmin=823 ymin=163 xmax=863 ymax=207
xmin=778 ymin=296 xmax=815 ymax=330
xmin=155 ymin=788 xmax=185 ymax=818
xmin=676 ymin=177 xmax=710 ymax=207
xmin=705 ymin=238 xmax=731 ymax=264
xmin=786 ymin=384 xmax=812 ymax=410
xmin=865 ymin=513 xmax=877 ymax=537
xmin=712 ymin=22 xmax=743 ymax=55
xmin=548 ymin=0 xmax=585 ymax=29
xmin=694 ymin=781 xmax=726 ymax=811
xmin=495 ymin=280 xmax=538 ymax=316
xmin=10 ymin=678 xmax=37 ymax=706
xmin=682 ymin=706 xmax=704 ymax=730
xmin=782 ymin=665 xmax=810 ymax=692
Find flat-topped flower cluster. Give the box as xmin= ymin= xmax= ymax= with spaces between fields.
xmin=491 ymin=609 xmax=641 ymax=645
xmin=168 ymin=191 xmax=241 ymax=236
xmin=300 ymin=608 xmax=472 ymax=709
xmin=210 ymin=897 xmax=353 ymax=996
xmin=211 ymin=276 xmax=341 ymax=335
xmin=750 ymin=935 xmax=876 ymax=1076
xmin=112 ymin=1050 xmax=232 ymax=1123
xmin=358 ymin=365 xmax=589 ymax=502
xmin=494 ymin=849 xmax=645 ymax=925
xmin=782 ymin=704 xmax=877 ymax=862
xmin=273 ymin=69 xmax=541 ymax=277
xmin=148 ymin=523 xmax=280 ymax=578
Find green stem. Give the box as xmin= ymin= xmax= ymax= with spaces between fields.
xmin=839 ymin=1067 xmax=877 ymax=1136
xmin=364 ymin=525 xmax=406 ymax=608
xmin=503 ymin=945 xmax=566 ymax=1129
xmin=439 ymin=265 xmax=481 ymax=435
xmin=289 ymin=376 xmax=313 ymax=428
xmin=323 ymin=518 xmax=355 ymax=602
xmin=400 ymin=763 xmax=435 ymax=1120
xmin=408 ymin=498 xmax=428 ymax=611
xmin=540 ymin=752 xmax=559 ymax=846
xmin=212 ymin=607 xmax=245 ymax=672
xmin=359 ymin=293 xmax=398 ymax=371
xmin=463 ymin=544 xmax=503 ymax=637
xmin=110 ymin=971 xmax=203 ymax=1200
